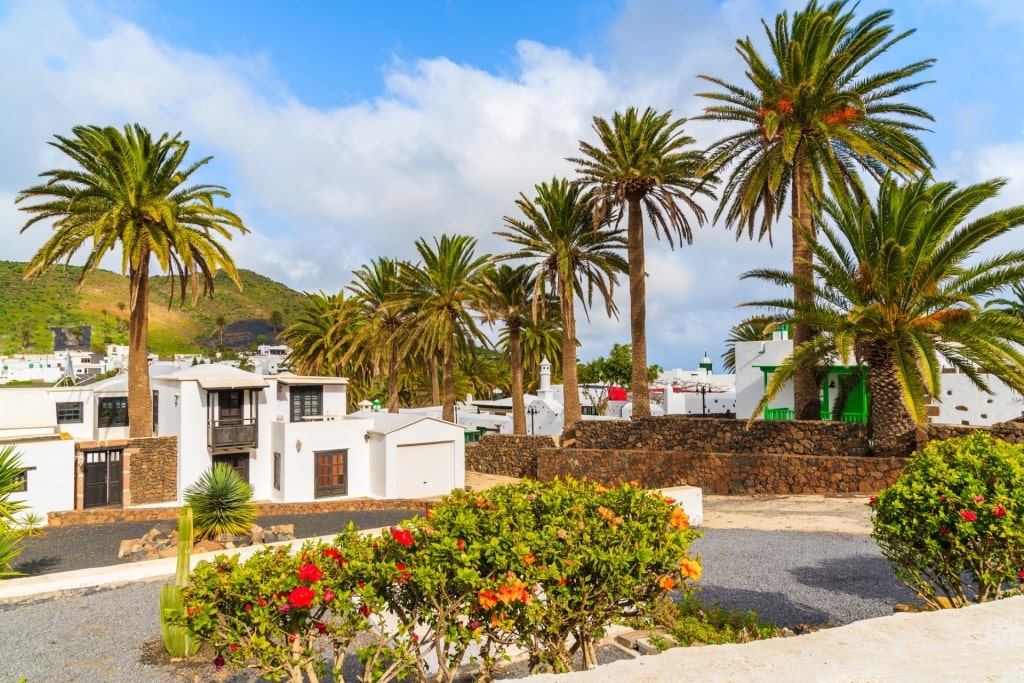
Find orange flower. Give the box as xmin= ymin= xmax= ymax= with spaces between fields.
xmin=523 ymin=553 xmax=537 ymax=566
xmin=497 ymin=578 xmax=530 ymax=605
xmin=478 ymin=589 xmax=499 ymax=610
xmin=659 ymin=576 xmax=676 ymax=591
xmin=598 ymin=506 xmax=622 ymax=527
xmin=670 ymin=507 xmax=690 ymax=530
xmin=679 ymin=558 xmax=702 ymax=581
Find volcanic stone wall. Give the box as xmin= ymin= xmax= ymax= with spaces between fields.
xmin=126 ymin=436 xmax=178 ymax=505
xmin=575 ymin=416 xmax=871 ymax=456
xmin=465 ymin=435 xmax=556 ymax=479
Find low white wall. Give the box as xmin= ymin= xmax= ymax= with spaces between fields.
xmin=0 ymin=436 xmax=75 ymax=522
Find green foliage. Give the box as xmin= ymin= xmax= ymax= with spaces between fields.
xmin=179 ymin=527 xmax=373 ymax=683
xmin=871 ymin=432 xmax=1024 ymax=608
xmin=161 ymin=507 xmax=201 ymax=658
xmin=184 ymin=464 xmax=257 ymax=541
xmin=176 ymin=480 xmax=701 ymax=681
xmin=654 ymin=596 xmax=779 ymax=646
xmin=578 ymin=342 xmax=661 ymax=388
xmin=0 ymin=445 xmax=30 ymax=578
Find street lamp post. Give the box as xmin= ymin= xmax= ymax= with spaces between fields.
xmin=527 ymin=404 xmax=539 ymax=434
xmin=696 ymin=383 xmax=711 ymax=416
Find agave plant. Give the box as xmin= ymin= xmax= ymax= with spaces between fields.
xmin=184 ymin=464 xmax=256 ymax=540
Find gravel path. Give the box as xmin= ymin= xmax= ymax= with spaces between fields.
xmin=0 ymin=528 xmax=917 ymax=682
xmin=10 ymin=509 xmax=419 ymax=576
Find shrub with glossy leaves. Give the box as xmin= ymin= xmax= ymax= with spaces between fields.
xmin=871 ymin=431 xmax=1024 ymax=608
xmin=185 ymin=463 xmax=257 ymax=540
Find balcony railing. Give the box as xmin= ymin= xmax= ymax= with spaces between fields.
xmin=764 ymin=407 xmax=795 ymax=421
xmin=208 ymin=418 xmax=258 ymax=449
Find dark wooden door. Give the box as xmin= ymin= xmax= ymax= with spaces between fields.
xmin=314 ymin=450 xmax=347 ymax=498
xmin=213 ymin=452 xmax=249 ymax=483
xmin=83 ymin=449 xmax=123 ymax=508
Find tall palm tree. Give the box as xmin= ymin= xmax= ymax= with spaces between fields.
xmin=742 ymin=176 xmax=1024 ymax=455
xmin=17 ymin=124 xmax=248 ymax=437
xmin=397 ymin=234 xmax=491 ymax=423
xmin=346 ymin=257 xmax=412 ymax=413
xmin=497 ymin=178 xmax=627 ymax=437
xmin=570 ymin=108 xmax=714 ymax=420
xmin=476 ymin=263 xmax=537 ymax=434
xmin=699 ymin=0 xmax=934 ymax=419
xmin=721 ymin=317 xmax=772 ymax=373
xmin=281 ymin=291 xmax=352 ymax=377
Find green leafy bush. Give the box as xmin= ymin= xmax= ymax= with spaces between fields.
xmin=0 ymin=445 xmax=30 ymax=578
xmin=176 ymin=479 xmax=702 ymax=682
xmin=871 ymin=431 xmax=1024 ymax=608
xmin=184 ymin=464 xmax=257 ymax=540
xmin=654 ymin=595 xmax=779 ymax=646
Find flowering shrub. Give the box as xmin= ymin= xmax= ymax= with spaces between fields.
xmin=871 ymin=432 xmax=1024 ymax=608
xmin=177 ymin=525 xmax=370 ymax=683
xmin=175 ymin=479 xmax=702 ymax=681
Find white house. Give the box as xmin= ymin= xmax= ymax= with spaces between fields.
xmin=0 ymin=363 xmax=468 ymax=521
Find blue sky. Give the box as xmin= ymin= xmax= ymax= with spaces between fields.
xmin=2 ymin=0 xmax=1023 ymax=370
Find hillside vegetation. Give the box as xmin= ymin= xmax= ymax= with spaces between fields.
xmin=0 ymin=261 xmax=310 ymax=356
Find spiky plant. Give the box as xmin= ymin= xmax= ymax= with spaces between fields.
xmin=184 ymin=464 xmax=256 ymax=540
xmin=160 ymin=506 xmax=201 ymax=657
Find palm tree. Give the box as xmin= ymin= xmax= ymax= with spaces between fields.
xmin=742 ymin=176 xmax=1024 ymax=455
xmin=570 ymin=108 xmax=714 ymax=420
xmin=476 ymin=263 xmax=537 ymax=434
xmin=214 ymin=315 xmax=228 ymax=347
xmin=346 ymin=257 xmax=412 ymax=413
xmin=17 ymin=124 xmax=248 ymax=437
xmin=496 ymin=178 xmax=627 ymax=437
xmin=699 ymin=0 xmax=934 ymax=419
xmin=280 ymin=291 xmax=352 ymax=377
xmin=986 ymin=281 xmax=1024 ymax=319
xmin=397 ymin=234 xmax=491 ymax=423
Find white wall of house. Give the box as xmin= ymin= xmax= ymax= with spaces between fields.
xmin=0 ymin=387 xmax=54 ymax=430
xmin=928 ymin=371 xmax=1024 ymax=425
xmin=270 ymin=415 xmax=373 ymax=501
xmin=735 ymin=340 xmax=795 ymax=420
xmin=368 ymin=418 xmax=465 ymax=499
xmin=0 ymin=432 xmax=75 ymax=522
xmin=663 ymin=389 xmax=737 ymax=416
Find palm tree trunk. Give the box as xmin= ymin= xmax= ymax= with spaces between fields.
xmin=626 ymin=197 xmax=651 ymax=419
xmin=861 ymin=341 xmax=917 ymax=457
xmin=442 ymin=347 xmax=455 ymax=423
xmin=430 ymin=357 xmax=441 ymax=406
xmin=560 ymin=278 xmax=582 ymax=439
xmin=509 ymin=325 xmax=526 ymax=435
xmin=387 ymin=338 xmax=400 ymax=412
xmin=791 ymin=156 xmax=821 ymax=421
xmin=128 ymin=248 xmax=153 ymax=438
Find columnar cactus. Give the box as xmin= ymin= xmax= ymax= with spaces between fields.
xmin=160 ymin=507 xmax=201 ymax=657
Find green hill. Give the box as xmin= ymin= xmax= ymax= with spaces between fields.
xmin=0 ymin=261 xmax=311 ymax=356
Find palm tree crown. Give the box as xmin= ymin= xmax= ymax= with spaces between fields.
xmin=569 ymin=108 xmax=714 ymax=419
xmin=397 ymin=234 xmax=491 ymax=422
xmin=17 ymin=124 xmax=248 ymax=437
xmin=699 ymin=0 xmax=934 ymax=421
xmin=496 ymin=177 xmax=627 ymax=434
xmin=742 ymin=176 xmax=1024 ymax=455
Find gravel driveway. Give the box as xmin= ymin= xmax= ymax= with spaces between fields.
xmin=0 ymin=528 xmax=916 ymax=682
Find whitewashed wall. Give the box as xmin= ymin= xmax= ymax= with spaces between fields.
xmin=735 ymin=340 xmax=795 ymax=420
xmin=0 ymin=435 xmax=75 ymax=521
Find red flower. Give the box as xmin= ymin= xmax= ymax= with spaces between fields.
xmin=323 ymin=589 xmax=335 ymax=603
xmin=360 ymin=604 xmax=371 ymax=618
xmin=258 ymin=597 xmax=267 ymax=607
xmin=558 ymin=577 xmax=567 ymax=586
xmin=974 ymin=495 xmax=985 ymax=503
xmin=322 ymin=547 xmax=341 ymax=561
xmin=868 ymin=496 xmax=877 ymax=506
xmin=298 ymin=563 xmax=324 ymax=583
xmin=288 ymin=585 xmax=316 ymax=609
xmin=1019 ymin=569 xmax=1024 ymax=580
xmin=938 ymin=528 xmax=950 ymax=536
xmin=390 ymin=526 xmax=415 ymax=547
xmin=457 ymin=538 xmax=465 ymax=552
xmin=994 ymin=505 xmax=1007 ymax=518
xmin=229 ymin=643 xmax=237 ymax=652
xmin=244 ymin=603 xmax=252 ymax=612
xmin=961 ymin=510 xmax=978 ymax=522
xmin=315 ymin=621 xmax=329 ymax=634
xmin=213 ymin=654 xmax=225 ymax=671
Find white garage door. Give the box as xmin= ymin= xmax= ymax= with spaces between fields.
xmin=394 ymin=441 xmax=454 ymax=498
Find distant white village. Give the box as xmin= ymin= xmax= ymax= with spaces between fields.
xmin=2 ymin=327 xmax=1021 ymax=524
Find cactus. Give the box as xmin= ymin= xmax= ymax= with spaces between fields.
xmin=160 ymin=507 xmax=201 ymax=658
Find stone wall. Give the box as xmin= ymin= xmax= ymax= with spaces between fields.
xmin=465 ymin=435 xmax=556 ymax=479
xmin=925 ymin=422 xmax=1024 ymax=445
xmin=536 ymin=448 xmax=905 ymax=495
xmin=127 ymin=436 xmax=178 ymax=505
xmin=575 ymin=416 xmax=870 ymax=456
xmin=47 ymin=498 xmax=435 ymax=527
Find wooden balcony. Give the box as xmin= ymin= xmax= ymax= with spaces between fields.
xmin=208 ymin=418 xmax=258 ymax=449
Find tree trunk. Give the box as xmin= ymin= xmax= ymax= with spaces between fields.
xmin=442 ymin=347 xmax=455 ymax=423
xmin=861 ymin=341 xmax=917 ymax=456
xmin=560 ymin=276 xmax=582 ymax=440
xmin=791 ymin=155 xmax=821 ymax=421
xmin=431 ymin=357 xmax=441 ymax=406
xmin=128 ymin=248 xmax=153 ymax=438
xmin=626 ymin=197 xmax=651 ymax=419
xmin=387 ymin=337 xmax=400 ymax=412
xmin=510 ymin=324 xmax=526 ymax=435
